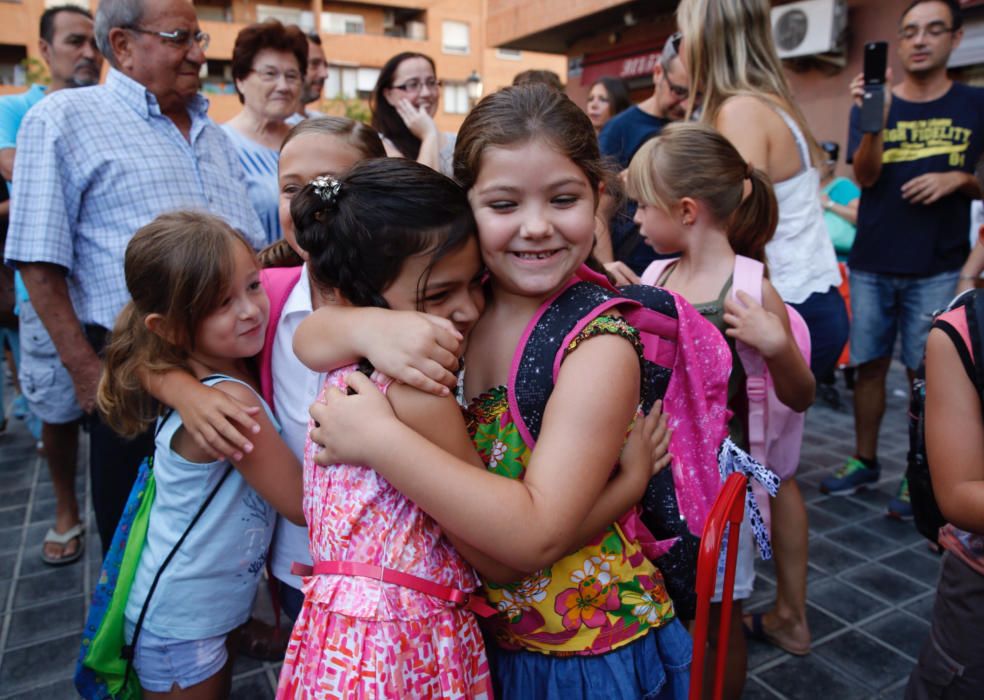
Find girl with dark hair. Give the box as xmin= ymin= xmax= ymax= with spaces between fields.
xmin=586 ymin=76 xmax=631 ymax=134
xmin=370 ymin=52 xmax=456 ymax=176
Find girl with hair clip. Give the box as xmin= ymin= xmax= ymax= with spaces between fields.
xmin=277 ymin=157 xmax=671 ymax=698
xmin=145 ymin=117 xmax=469 ymax=653
xmin=304 ymin=84 xmax=692 ymax=700
xmin=97 ymin=212 xmax=305 ymax=699
xmin=630 ymin=122 xmax=815 ymax=700
xmin=675 ymin=0 xmax=845 ymax=661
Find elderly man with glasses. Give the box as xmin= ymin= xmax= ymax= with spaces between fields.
xmin=4 ymin=0 xmax=265 ymax=554
xmin=597 ymin=32 xmax=692 ymax=276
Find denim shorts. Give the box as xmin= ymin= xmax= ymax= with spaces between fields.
xmin=849 ymin=269 xmax=959 ymax=369
xmin=127 ymin=625 xmax=228 ymax=692
xmin=17 ymin=298 xmax=83 ymax=424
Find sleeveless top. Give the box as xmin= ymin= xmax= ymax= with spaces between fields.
xmin=657 ymin=263 xmax=747 ymax=451
xmin=301 ymin=365 xmax=479 ymax=620
xmin=465 ymin=316 xmax=675 ymax=656
xmin=764 ymin=106 xmax=842 ymax=304
xmin=125 ymin=375 xmax=279 ymax=640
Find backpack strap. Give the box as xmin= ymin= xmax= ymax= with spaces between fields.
xmin=509 ymin=279 xmax=629 ymax=448
xmin=730 ymin=256 xmax=768 ymax=464
xmin=640 ymin=257 xmax=680 ymax=287
xmin=259 ymin=266 xmax=304 ymax=406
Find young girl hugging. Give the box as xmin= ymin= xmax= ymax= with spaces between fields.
xmin=146 ymin=118 xmax=457 ymax=636
xmin=305 ymin=85 xmax=692 ymax=700
xmin=96 ymin=213 xmax=305 ymax=699
xmin=628 ymin=122 xmax=815 ymax=699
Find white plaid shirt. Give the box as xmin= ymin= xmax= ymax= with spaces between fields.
xmin=4 ymin=69 xmax=265 ymax=330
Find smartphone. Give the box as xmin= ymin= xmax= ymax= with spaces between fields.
xmin=861 ymin=41 xmax=888 ymax=133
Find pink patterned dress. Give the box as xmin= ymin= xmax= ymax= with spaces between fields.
xmin=276 ymin=366 xmax=492 ymax=699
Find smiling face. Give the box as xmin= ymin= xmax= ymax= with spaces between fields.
xmin=278 ymin=132 xmax=366 ymax=259
xmin=383 ymin=56 xmax=439 ymax=118
xmin=586 ymin=83 xmax=612 ymax=131
xmin=468 ymin=139 xmax=597 ymax=302
xmin=898 ymin=0 xmax=961 ymax=76
xmin=192 ymin=241 xmax=269 ymax=368
xmin=382 ymin=236 xmax=485 ymax=341
xmin=236 ymin=48 xmax=302 ymax=121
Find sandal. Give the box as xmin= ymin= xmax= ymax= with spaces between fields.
xmin=41 ymin=522 xmax=85 ymax=566
xmin=742 ymin=612 xmax=810 ymax=656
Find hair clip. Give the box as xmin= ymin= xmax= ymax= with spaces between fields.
xmin=310 ymin=175 xmax=342 ymax=206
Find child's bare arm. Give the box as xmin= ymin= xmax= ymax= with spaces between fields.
xmin=724 ymin=283 xmax=815 ymax=412
xmin=925 ymin=328 xmax=984 ymax=534
xmin=573 ymin=401 xmax=672 ymax=546
xmin=385 ymin=381 xmax=526 ymax=584
xmin=294 ymin=306 xmax=462 ymax=396
xmin=142 ymin=368 xmax=260 ymax=461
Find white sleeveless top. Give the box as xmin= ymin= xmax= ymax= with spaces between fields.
xmin=765 ymin=107 xmax=842 ymax=304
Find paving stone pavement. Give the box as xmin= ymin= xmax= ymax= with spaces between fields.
xmin=0 ymin=362 xmax=935 ymax=699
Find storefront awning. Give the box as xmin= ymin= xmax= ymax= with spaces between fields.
xmin=580 ymin=37 xmax=670 ymax=85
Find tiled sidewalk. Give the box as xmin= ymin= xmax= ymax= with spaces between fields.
xmin=0 ymin=363 xmax=935 ymax=699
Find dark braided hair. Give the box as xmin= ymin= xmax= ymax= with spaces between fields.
xmin=291 ymin=158 xmax=477 ymax=308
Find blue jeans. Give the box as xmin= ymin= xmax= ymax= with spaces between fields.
xmin=849 ymin=269 xmax=959 ymax=369
xmin=788 ymin=284 xmax=850 ymax=380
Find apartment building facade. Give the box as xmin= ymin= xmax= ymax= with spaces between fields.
xmin=0 ymin=0 xmax=565 ymax=130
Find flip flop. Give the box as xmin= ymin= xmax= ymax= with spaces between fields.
xmin=41 ymin=523 xmax=85 ymax=566
xmin=742 ymin=612 xmax=810 ymax=656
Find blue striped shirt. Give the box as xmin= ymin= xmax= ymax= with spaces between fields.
xmin=4 ymin=69 xmax=266 ymax=331
xmin=220 ymin=124 xmax=281 ymax=246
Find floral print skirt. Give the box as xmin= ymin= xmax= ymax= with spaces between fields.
xmin=276 ymin=598 xmax=493 ymax=699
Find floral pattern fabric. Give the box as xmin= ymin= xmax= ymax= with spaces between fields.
xmin=466 ymin=317 xmax=676 ymax=656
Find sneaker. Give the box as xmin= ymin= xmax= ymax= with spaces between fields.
xmin=886 ymin=477 xmax=913 ymax=520
xmin=819 ymin=457 xmax=880 ymax=495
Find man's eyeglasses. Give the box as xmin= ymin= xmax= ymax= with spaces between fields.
xmin=124 ymin=26 xmax=210 ymax=51
xmin=392 ymin=78 xmax=442 ymax=94
xmin=663 ymin=74 xmax=690 ymax=100
xmin=899 ymin=21 xmax=955 ymax=40
xmin=251 ymin=68 xmax=302 ymax=85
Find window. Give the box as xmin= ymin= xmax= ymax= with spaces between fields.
xmin=442 ymin=21 xmax=470 ymax=55
xmin=325 ymin=65 xmax=380 ymax=100
xmin=443 ymin=82 xmax=469 ymax=115
xmin=496 ymin=48 xmax=522 ymax=60
xmin=322 ymin=12 xmax=365 ymax=35
xmin=256 ymin=5 xmax=314 ymax=33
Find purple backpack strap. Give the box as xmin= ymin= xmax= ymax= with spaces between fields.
xmin=730 ymin=256 xmax=768 ymax=462
xmin=640 ymin=257 xmax=680 ymax=287
xmin=259 ymin=266 xmax=304 ymax=406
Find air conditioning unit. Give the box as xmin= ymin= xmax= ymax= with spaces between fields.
xmin=772 ymin=0 xmax=847 ymax=59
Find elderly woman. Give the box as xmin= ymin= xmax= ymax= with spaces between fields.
xmin=222 ymin=20 xmax=307 ymax=245
xmin=370 ymin=52 xmax=455 ymax=176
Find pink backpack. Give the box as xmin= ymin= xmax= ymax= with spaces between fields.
xmin=642 ymin=256 xmax=810 ymax=531
xmin=508 ymin=264 xmax=732 ymax=619
xmin=258 ymin=266 xmax=304 ymax=406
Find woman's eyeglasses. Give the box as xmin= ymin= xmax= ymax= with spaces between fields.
xmin=392 ymin=78 xmax=443 ymax=94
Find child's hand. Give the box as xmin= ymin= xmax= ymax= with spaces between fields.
xmin=605 ymin=261 xmax=642 ymax=286
xmin=175 ymin=383 xmax=261 ymax=462
xmin=363 ymin=310 xmax=463 ymax=396
xmin=309 ymin=371 xmax=398 ymax=466
xmin=620 ymin=400 xmax=673 ymax=485
xmin=723 ymin=291 xmax=788 ymax=359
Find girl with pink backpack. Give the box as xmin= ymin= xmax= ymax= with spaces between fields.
xmin=624 ymin=122 xmax=815 ymax=700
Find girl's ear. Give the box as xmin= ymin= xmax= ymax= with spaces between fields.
xmin=679 ymin=197 xmax=699 ymax=227
xmin=144 ymin=313 xmax=176 ymax=344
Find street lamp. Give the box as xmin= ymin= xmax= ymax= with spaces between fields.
xmin=466 ymin=70 xmax=483 ymax=106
